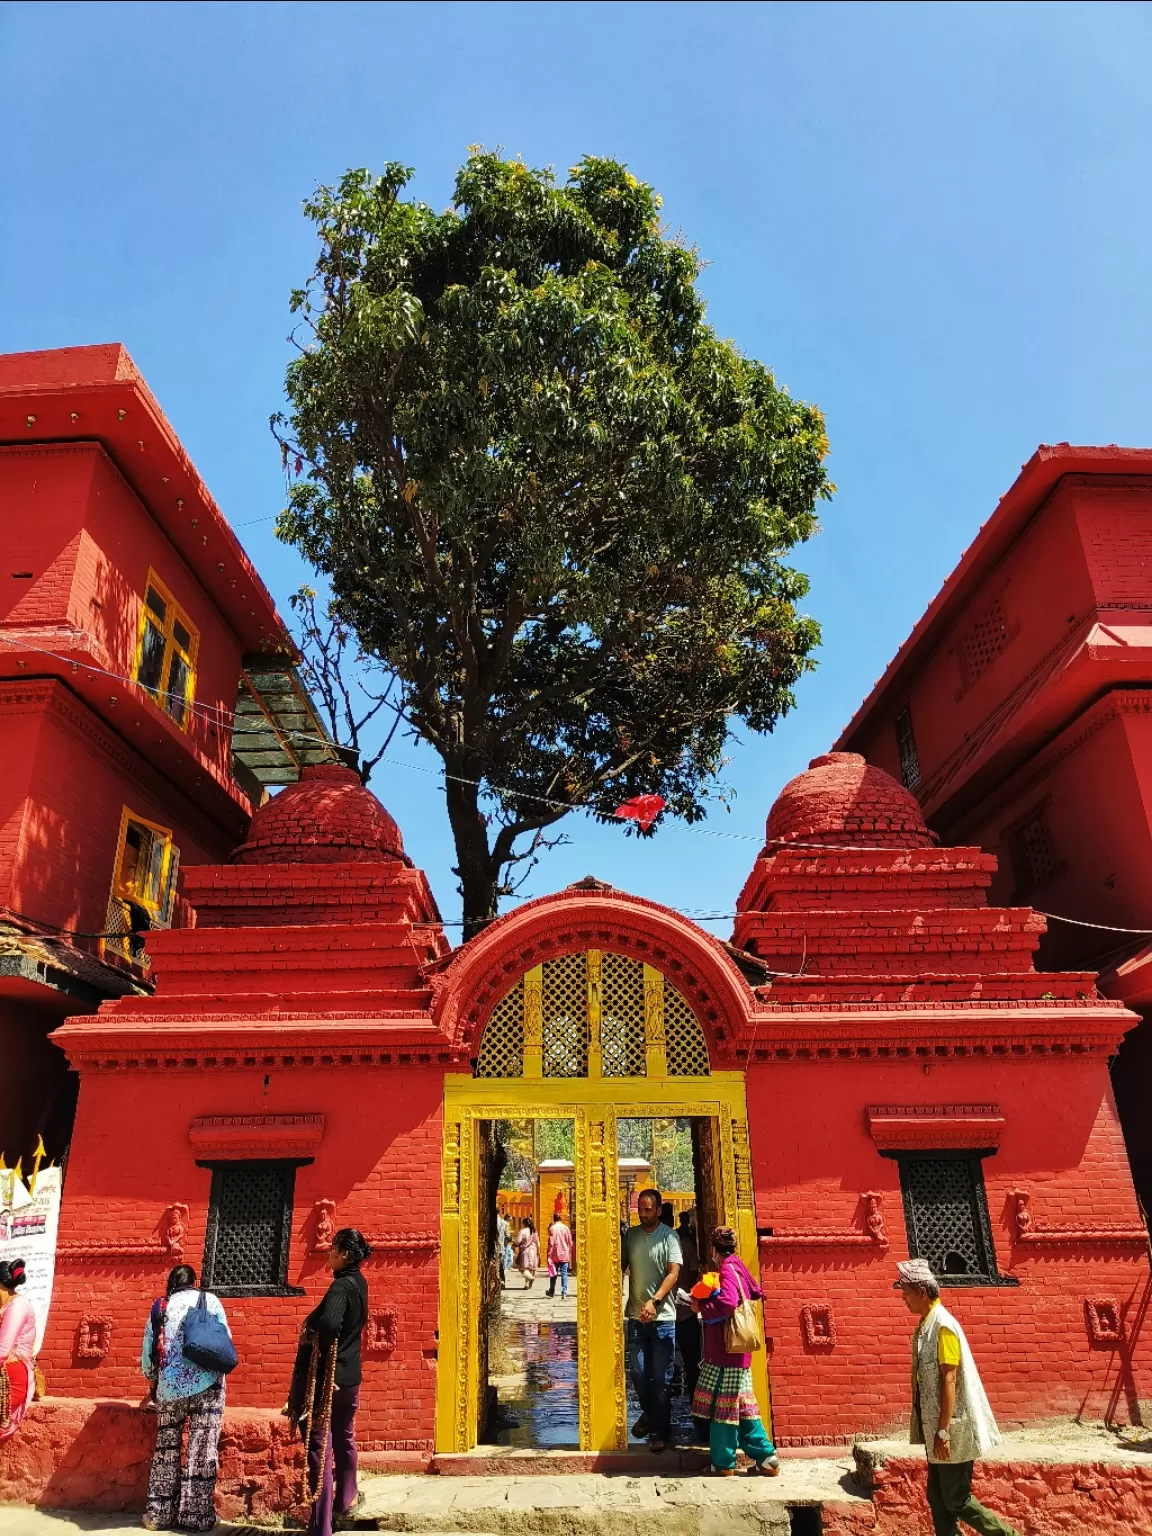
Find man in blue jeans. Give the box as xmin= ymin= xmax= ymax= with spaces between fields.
xmin=622 ymin=1188 xmax=682 ymax=1452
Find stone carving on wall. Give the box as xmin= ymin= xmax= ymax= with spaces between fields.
xmin=1085 ymin=1297 xmax=1123 ymax=1345
xmin=864 ymin=1192 xmax=886 ymax=1244
xmin=800 ymin=1303 xmax=837 ymax=1349
xmin=310 ymin=1200 xmax=337 ymax=1254
xmin=363 ymin=1308 xmax=398 ymax=1355
xmin=76 ymin=1314 xmax=113 ymax=1363
xmin=163 ymin=1202 xmax=189 ymax=1257
xmin=761 ymin=1192 xmax=889 ymax=1249
xmin=1009 ymin=1190 xmax=1146 ymax=1247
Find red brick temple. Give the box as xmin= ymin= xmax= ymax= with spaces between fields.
xmin=25 ymin=749 xmax=1149 ymax=1494
xmin=0 ymin=344 xmax=339 ymax=1165
xmin=836 ymin=445 xmax=1152 ymax=1212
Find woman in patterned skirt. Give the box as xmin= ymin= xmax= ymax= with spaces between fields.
xmin=691 ymin=1227 xmax=779 ymax=1477
xmin=140 ymin=1264 xmax=233 ymax=1532
xmin=0 ymin=1259 xmax=36 ymax=1445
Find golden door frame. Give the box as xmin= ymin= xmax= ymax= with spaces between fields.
xmin=435 ymin=1071 xmax=767 ymax=1453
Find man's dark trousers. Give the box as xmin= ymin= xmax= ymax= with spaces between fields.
xmin=625 ymin=1319 xmax=675 ymax=1442
xmin=926 ymin=1462 xmax=1019 ymax=1536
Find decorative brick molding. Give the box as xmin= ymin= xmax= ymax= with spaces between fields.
xmin=1009 ymin=1189 xmax=1147 ymax=1247
xmin=75 ymin=1315 xmax=113 ymax=1362
xmin=59 ymin=1202 xmax=189 ymax=1264
xmin=309 ymin=1199 xmax=337 ymax=1255
xmin=1085 ymin=1297 xmax=1124 ymax=1344
xmin=426 ymin=887 xmax=750 ymax=1058
xmin=800 ymin=1303 xmax=837 ymax=1349
xmin=867 ymin=1103 xmax=1005 ymax=1150
xmin=188 ymin=1113 xmax=325 ymax=1158
xmin=363 ymin=1230 xmax=440 ymax=1255
xmin=363 ymin=1308 xmax=398 ymax=1354
xmin=761 ymin=1192 xmax=888 ymax=1249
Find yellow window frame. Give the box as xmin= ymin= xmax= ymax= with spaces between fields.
xmin=102 ymin=806 xmax=180 ymax=962
xmin=132 ymin=568 xmax=199 ymax=730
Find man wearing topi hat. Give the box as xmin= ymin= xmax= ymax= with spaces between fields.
xmin=895 ymin=1258 xmax=1019 ymax=1536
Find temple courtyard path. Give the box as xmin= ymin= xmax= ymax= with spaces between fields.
xmin=0 ymin=1424 xmax=1148 ymax=1534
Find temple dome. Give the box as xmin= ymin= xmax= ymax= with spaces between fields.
xmin=232 ymin=764 xmax=408 ymax=865
xmin=764 ymin=752 xmax=934 ymax=850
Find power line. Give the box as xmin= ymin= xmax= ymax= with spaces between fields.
xmin=5 ymin=633 xmax=1152 ymax=946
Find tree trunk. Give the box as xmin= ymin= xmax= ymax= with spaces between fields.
xmin=444 ymin=770 xmax=500 ymax=942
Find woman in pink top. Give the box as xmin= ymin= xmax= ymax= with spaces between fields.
xmin=0 ymin=1258 xmax=37 ymax=1444
xmin=546 ymin=1217 xmax=574 ymax=1299
xmin=514 ymin=1219 xmax=540 ymax=1289
xmin=690 ymin=1227 xmax=779 ymax=1477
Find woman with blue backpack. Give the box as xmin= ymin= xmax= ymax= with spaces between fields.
xmin=141 ymin=1264 xmax=236 ymax=1532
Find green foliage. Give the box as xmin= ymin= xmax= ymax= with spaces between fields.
xmin=275 ymin=151 xmax=832 ymax=931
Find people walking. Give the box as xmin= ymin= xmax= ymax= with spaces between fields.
xmin=0 ymin=1259 xmax=36 ymax=1445
xmin=691 ymin=1226 xmax=778 ymax=1477
xmin=287 ymin=1228 xmax=372 ymax=1536
xmin=546 ymin=1214 xmax=573 ymax=1299
xmin=140 ymin=1264 xmax=232 ymax=1532
xmin=495 ymin=1210 xmax=510 ymax=1289
xmin=515 ymin=1218 xmax=539 ymax=1288
xmin=674 ymin=1211 xmax=702 ymax=1404
xmin=622 ymin=1187 xmax=682 ymax=1453
xmin=895 ymin=1259 xmax=1019 ymax=1536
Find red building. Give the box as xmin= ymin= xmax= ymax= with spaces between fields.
xmin=31 ymin=750 xmax=1150 ymax=1483
xmin=836 ymin=444 xmax=1152 ymax=1210
xmin=0 ymin=344 xmax=338 ymax=1165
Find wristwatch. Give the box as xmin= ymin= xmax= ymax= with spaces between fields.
xmin=936 ymin=1427 xmax=951 ymax=1444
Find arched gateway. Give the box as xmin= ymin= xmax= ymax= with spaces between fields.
xmin=431 ymin=909 xmax=764 ymax=1453
xmin=41 ymin=754 xmax=1149 ymax=1495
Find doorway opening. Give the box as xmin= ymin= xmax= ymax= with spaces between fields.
xmin=618 ymin=1116 xmax=722 ymax=1446
xmin=478 ymin=1117 xmax=579 ymax=1448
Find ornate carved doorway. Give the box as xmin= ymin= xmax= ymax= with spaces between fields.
xmin=435 ymin=949 xmax=765 ymax=1453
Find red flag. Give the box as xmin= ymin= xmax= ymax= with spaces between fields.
xmin=613 ymin=794 xmax=665 ymax=832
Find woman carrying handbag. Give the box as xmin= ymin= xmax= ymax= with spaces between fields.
xmin=690 ymin=1226 xmax=779 ymax=1478
xmin=140 ymin=1264 xmax=236 ymax=1531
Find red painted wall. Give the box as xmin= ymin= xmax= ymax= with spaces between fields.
xmin=1 ymin=442 xmax=245 ymax=781
xmin=852 ymin=482 xmax=1100 ymax=792
xmin=40 ymin=1065 xmax=445 ymax=1451
xmin=748 ymin=1058 xmax=1151 ymax=1443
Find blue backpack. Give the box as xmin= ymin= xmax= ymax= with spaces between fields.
xmin=181 ymin=1290 xmax=238 ymax=1375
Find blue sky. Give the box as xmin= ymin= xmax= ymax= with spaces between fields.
xmin=4 ymin=1 xmax=1151 ymax=928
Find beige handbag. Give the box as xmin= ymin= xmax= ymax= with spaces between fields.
xmin=723 ymin=1263 xmax=763 ymax=1355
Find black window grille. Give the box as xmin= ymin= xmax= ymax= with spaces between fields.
xmin=1008 ymin=806 xmax=1059 ymax=896
xmin=894 ymin=704 xmax=921 ymax=790
xmin=199 ymin=1159 xmax=308 ymax=1296
xmin=890 ymin=1151 xmax=1016 ymax=1287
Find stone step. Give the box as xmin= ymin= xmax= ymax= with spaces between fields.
xmin=354 ymin=1463 xmax=866 ymax=1536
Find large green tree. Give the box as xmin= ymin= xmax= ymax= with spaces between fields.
xmin=274 ymin=152 xmax=832 ymax=936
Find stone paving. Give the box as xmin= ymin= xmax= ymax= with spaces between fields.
xmin=1 ymin=1423 xmax=1148 ymax=1533
xmin=498 ymin=1272 xmax=578 ymax=1324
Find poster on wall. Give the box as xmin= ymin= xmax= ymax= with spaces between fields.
xmin=0 ymin=1166 xmax=63 ymax=1353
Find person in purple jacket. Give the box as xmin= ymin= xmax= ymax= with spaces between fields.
xmin=690 ymin=1226 xmax=780 ymax=1477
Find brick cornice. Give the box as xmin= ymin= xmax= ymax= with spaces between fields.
xmin=188 ymin=1112 xmax=324 ymax=1158
xmin=867 ymin=1103 xmax=1005 ymax=1149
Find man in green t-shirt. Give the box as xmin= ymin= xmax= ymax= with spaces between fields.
xmin=622 ymin=1188 xmax=682 ymax=1452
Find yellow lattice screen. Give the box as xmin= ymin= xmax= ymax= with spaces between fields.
xmin=474 ymin=952 xmax=709 ymax=1079
xmin=601 ymin=952 xmax=646 ymax=1077
xmin=664 ymin=983 xmax=711 ymax=1076
xmin=473 ymin=978 xmax=525 ymax=1078
xmin=542 ymin=950 xmax=589 ymax=1077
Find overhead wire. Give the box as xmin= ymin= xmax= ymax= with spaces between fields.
xmin=3 ymin=632 xmax=1150 ymax=943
